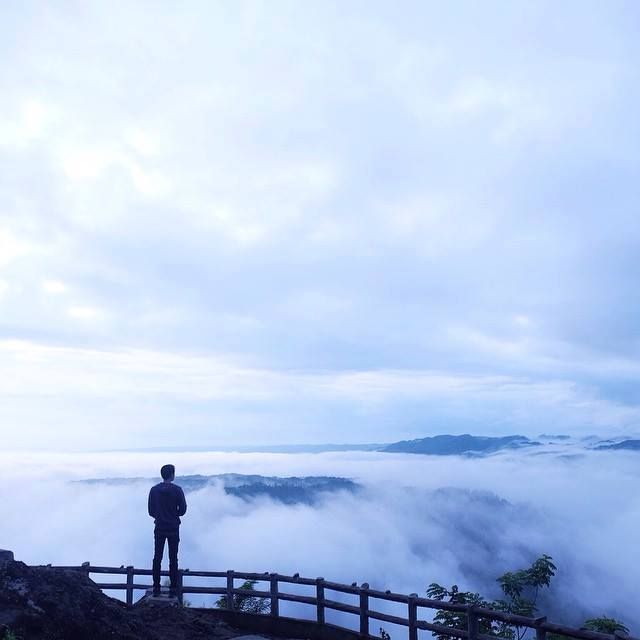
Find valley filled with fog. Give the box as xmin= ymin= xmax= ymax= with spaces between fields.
xmin=2 ymin=445 xmax=637 ymax=630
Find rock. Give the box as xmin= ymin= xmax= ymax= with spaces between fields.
xmin=0 ymin=550 xmax=14 ymax=568
xmin=0 ymin=560 xmax=140 ymax=639
xmin=0 ymin=561 xmax=282 ymax=640
xmin=138 ymin=587 xmax=180 ymax=607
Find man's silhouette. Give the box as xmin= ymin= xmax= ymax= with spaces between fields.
xmin=148 ymin=464 xmax=187 ymax=596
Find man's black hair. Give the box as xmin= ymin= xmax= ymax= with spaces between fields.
xmin=160 ymin=464 xmax=175 ymax=481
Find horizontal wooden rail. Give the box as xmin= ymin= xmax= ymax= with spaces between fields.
xmin=177 ymin=570 xmax=227 ymax=578
xmin=274 ymin=573 xmax=318 ymax=587
xmin=322 ymin=597 xmax=362 ymax=616
xmin=44 ymin=564 xmax=635 ymax=640
xmin=181 ymin=586 xmax=227 ymax=595
xmin=417 ymin=620 xmax=468 ymax=638
xmin=277 ymin=592 xmax=318 ymax=606
xmin=236 ymin=588 xmax=271 ymax=599
xmin=367 ymin=610 xmax=409 ymax=627
xmin=323 ymin=579 xmax=362 ymax=595
xmin=367 ymin=588 xmax=412 ymax=604
xmin=94 ymin=582 xmax=129 ymax=590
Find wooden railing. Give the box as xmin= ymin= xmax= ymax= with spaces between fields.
xmin=47 ymin=564 xmax=635 ymax=640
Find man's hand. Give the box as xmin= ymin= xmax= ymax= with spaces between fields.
xmin=177 ymin=486 xmax=187 ymax=517
xmin=148 ymin=490 xmax=157 ymax=518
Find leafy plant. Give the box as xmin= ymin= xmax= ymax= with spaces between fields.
xmin=215 ymin=579 xmax=270 ymax=614
xmin=427 ymin=583 xmax=501 ymax=638
xmin=492 ymin=554 xmax=557 ymax=640
xmin=428 ymin=556 xmax=629 ymax=640
xmin=583 ymin=618 xmax=629 ymax=635
xmin=428 ymin=555 xmax=551 ymax=640
xmin=549 ymin=617 xmax=630 ymax=640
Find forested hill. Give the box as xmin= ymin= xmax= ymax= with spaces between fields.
xmin=77 ymin=474 xmax=359 ymax=505
xmin=594 ymin=440 xmax=640 ymax=451
xmin=381 ymin=434 xmax=539 ymax=455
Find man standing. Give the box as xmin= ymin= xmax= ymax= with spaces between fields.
xmin=148 ymin=464 xmax=187 ymax=596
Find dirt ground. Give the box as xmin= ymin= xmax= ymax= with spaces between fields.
xmin=0 ymin=560 xmax=276 ymax=640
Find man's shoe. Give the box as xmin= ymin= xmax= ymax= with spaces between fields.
xmin=169 ymin=588 xmax=177 ymax=598
xmin=152 ymin=587 xmax=161 ymax=597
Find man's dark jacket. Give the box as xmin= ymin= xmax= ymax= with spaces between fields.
xmin=148 ymin=482 xmax=187 ymax=533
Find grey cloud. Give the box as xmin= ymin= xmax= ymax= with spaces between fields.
xmin=0 ymin=1 xmax=639 ymax=445
xmin=1 ymin=448 xmax=638 ymax=629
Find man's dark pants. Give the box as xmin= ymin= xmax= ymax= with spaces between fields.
xmin=152 ymin=528 xmax=179 ymax=591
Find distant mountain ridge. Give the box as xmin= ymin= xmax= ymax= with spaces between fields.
xmin=97 ymin=434 xmax=640 ymax=459
xmin=594 ymin=439 xmax=640 ymax=451
xmin=381 ymin=434 xmax=539 ymax=456
xmin=77 ymin=473 xmax=359 ymax=505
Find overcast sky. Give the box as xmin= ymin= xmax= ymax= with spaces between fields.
xmin=1 ymin=1 xmax=639 ymax=449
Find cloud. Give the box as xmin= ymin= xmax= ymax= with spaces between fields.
xmin=0 ymin=99 xmax=51 ymax=147
xmin=1 ymin=448 xmax=639 ymax=630
xmin=1 ymin=339 xmax=639 ymax=449
xmin=0 ymin=229 xmax=31 ymax=267
xmin=42 ymin=279 xmax=67 ymax=295
xmin=0 ymin=1 xmax=639 ymax=446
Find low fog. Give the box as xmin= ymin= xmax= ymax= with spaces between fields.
xmin=2 ymin=448 xmax=637 ymax=632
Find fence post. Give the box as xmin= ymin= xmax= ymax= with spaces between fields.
xmin=126 ymin=566 xmax=134 ymax=606
xmin=535 ymin=616 xmax=547 ymax=640
xmin=408 ymin=593 xmax=418 ymax=640
xmin=270 ymin=573 xmax=279 ymax=617
xmin=226 ymin=570 xmax=235 ymax=611
xmin=81 ymin=561 xmax=90 ymax=578
xmin=316 ymin=577 xmax=325 ymax=625
xmin=467 ymin=605 xmax=479 ymax=640
xmin=360 ymin=583 xmax=369 ymax=637
xmin=177 ymin=569 xmax=184 ymax=605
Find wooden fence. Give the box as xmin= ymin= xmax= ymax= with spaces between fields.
xmin=48 ymin=564 xmax=634 ymax=640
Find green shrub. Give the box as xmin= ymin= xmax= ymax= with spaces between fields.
xmin=215 ymin=579 xmax=270 ymax=614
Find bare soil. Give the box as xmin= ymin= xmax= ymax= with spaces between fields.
xmin=0 ymin=561 xmax=266 ymax=640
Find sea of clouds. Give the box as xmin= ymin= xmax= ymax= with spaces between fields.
xmin=1 ymin=447 xmax=638 ymax=634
